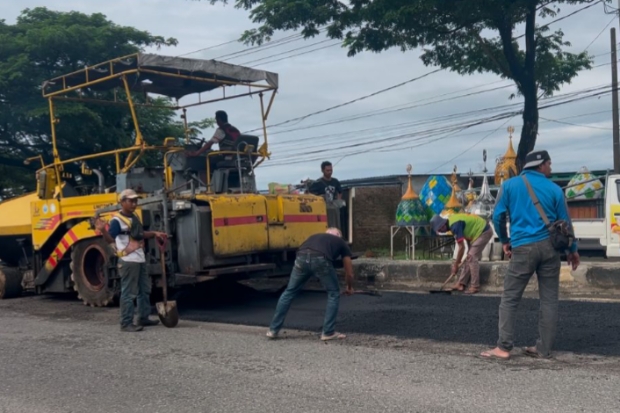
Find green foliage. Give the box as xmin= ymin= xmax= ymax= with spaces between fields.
xmin=0 ymin=7 xmax=214 ymax=197
xmin=209 ymin=0 xmax=603 ymax=167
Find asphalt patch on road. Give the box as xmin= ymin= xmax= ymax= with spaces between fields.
xmin=174 ymin=280 xmax=620 ymax=357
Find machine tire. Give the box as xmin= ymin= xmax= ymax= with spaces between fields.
xmin=70 ymin=238 xmax=116 ymax=307
xmin=0 ymin=267 xmax=23 ymax=299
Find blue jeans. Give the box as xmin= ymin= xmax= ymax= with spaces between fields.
xmin=269 ymin=254 xmax=340 ymax=336
xmin=119 ymin=261 xmax=151 ymax=327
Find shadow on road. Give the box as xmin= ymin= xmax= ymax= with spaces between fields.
xmin=176 ymin=279 xmax=620 ymax=357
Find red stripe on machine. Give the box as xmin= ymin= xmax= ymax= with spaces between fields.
xmin=48 ymin=256 xmax=57 ymax=268
xmin=284 ymin=214 xmax=327 ymax=223
xmin=54 ymin=248 xmax=63 ymax=259
xmin=68 ymin=230 xmax=78 ymax=243
xmin=213 ymin=215 xmax=268 ymax=227
xmin=60 ymin=238 xmax=70 ymax=250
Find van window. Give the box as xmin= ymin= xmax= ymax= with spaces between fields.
xmin=615 ymin=179 xmax=620 ymax=202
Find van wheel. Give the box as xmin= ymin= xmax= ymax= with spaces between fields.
xmin=70 ymin=238 xmax=116 ymax=307
xmin=0 ymin=267 xmax=23 ymax=299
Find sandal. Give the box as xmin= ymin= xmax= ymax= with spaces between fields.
xmin=321 ymin=332 xmax=346 ymax=341
xmin=522 ymin=346 xmax=550 ymax=359
xmin=479 ymin=349 xmax=510 ymax=360
xmin=464 ymin=287 xmax=480 ymax=295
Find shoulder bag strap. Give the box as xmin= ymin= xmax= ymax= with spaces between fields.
xmin=521 ymin=175 xmax=550 ymax=226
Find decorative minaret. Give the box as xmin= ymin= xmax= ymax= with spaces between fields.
xmin=395 ymin=164 xmax=428 ymax=226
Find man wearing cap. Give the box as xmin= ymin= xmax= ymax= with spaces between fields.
xmin=430 ymin=213 xmax=494 ymax=294
xmin=481 ymin=150 xmax=580 ymax=360
xmin=95 ymin=189 xmax=167 ymax=332
xmin=266 ymin=228 xmax=354 ymax=341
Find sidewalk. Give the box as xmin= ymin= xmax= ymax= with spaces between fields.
xmin=352 ymin=258 xmax=620 ymax=295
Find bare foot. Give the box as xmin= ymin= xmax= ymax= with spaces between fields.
xmin=480 ymin=347 xmax=510 ymax=360
xmin=449 ymin=283 xmax=465 ymax=292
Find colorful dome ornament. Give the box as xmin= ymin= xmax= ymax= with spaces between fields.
xmin=469 ymin=149 xmax=496 ymax=220
xmin=396 ymin=164 xmax=429 ymax=226
xmin=419 ymin=174 xmax=453 ymax=216
xmin=441 ymin=165 xmax=463 ymax=217
xmin=494 ymin=126 xmax=518 ymax=186
xmin=565 ymin=166 xmax=604 ymax=201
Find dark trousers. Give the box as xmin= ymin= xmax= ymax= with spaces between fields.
xmin=119 ymin=261 xmax=151 ymax=327
xmin=497 ymin=239 xmax=561 ymax=357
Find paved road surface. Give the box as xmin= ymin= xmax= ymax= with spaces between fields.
xmin=1 ymin=280 xmax=619 ymax=413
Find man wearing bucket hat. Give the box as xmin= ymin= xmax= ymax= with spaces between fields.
xmin=430 ymin=213 xmax=493 ymax=294
xmin=266 ymin=228 xmax=354 ymax=341
xmin=95 ymin=189 xmax=167 ymax=332
xmin=481 ymin=150 xmax=580 ymax=360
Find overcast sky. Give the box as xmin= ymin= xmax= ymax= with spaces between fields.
xmin=2 ymin=0 xmax=616 ymax=188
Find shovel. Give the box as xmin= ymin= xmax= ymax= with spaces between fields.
xmin=429 ymin=263 xmax=462 ymax=295
xmin=155 ymin=236 xmax=179 ymax=328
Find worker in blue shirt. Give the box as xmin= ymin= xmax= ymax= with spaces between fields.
xmin=481 ymin=150 xmax=580 ymax=361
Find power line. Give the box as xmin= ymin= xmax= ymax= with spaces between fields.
xmin=240 ymin=38 xmax=337 ymax=66
xmin=214 ymin=32 xmax=318 ymax=61
xmin=426 ymin=116 xmax=517 ymax=174
xmin=268 ymin=83 xmax=609 ymax=153
xmin=262 ymin=86 xmax=612 ymax=167
xmin=539 ymin=116 xmax=612 ymax=130
xmin=247 ymin=41 xmax=343 ymax=67
xmin=269 ymin=83 xmax=515 ymax=143
xmin=273 ymin=108 xmax=612 ymax=157
xmin=176 ymin=39 xmax=239 ymax=57
xmin=584 ymin=16 xmax=617 ymax=52
xmin=253 ymin=59 xmax=613 ymax=142
xmin=245 ymin=68 xmax=445 ymax=133
xmin=514 ymin=1 xmax=603 ymax=40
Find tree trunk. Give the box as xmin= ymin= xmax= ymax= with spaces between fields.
xmin=516 ymin=0 xmax=538 ymax=172
xmin=516 ymin=85 xmax=539 ymax=171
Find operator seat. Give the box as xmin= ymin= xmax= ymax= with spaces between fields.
xmin=209 ymin=134 xmax=260 ymax=172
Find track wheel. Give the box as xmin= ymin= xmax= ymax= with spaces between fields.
xmin=0 ymin=267 xmax=23 ymax=299
xmin=70 ymin=238 xmax=116 ymax=307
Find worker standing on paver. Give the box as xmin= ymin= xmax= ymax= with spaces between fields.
xmin=267 ymin=228 xmax=354 ymax=341
xmin=481 ymin=150 xmax=580 ymax=360
xmin=430 ymin=213 xmax=494 ymax=294
xmin=96 ymin=189 xmax=167 ymax=332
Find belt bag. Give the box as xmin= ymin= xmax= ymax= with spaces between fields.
xmin=522 ymin=176 xmax=574 ymax=252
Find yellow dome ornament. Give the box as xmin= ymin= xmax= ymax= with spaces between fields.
xmin=494 ymin=126 xmax=518 ymax=186
xmin=441 ymin=165 xmax=463 ymax=217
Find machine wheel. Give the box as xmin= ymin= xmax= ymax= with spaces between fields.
xmin=0 ymin=267 xmax=23 ymax=299
xmin=70 ymin=238 xmax=116 ymax=307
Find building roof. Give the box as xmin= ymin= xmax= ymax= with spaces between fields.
xmin=340 ymin=169 xmax=610 ymax=190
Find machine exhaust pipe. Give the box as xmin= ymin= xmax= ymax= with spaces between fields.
xmin=92 ymin=169 xmax=105 ymax=194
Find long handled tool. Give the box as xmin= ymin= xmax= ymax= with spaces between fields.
xmin=429 ymin=263 xmax=462 ymax=295
xmin=155 ymin=236 xmax=179 ymax=328
xmin=342 ymin=289 xmax=383 ymax=297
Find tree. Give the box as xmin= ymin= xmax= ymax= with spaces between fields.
xmin=210 ymin=0 xmax=601 ymax=169
xmin=0 ymin=7 xmax=214 ymax=197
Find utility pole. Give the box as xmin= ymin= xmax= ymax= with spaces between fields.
xmin=612 ymin=28 xmax=620 ymax=173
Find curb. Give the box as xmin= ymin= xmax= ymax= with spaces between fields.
xmin=352 ymin=258 xmax=620 ymax=295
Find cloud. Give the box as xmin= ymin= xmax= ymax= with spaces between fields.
xmin=4 ymin=1 xmax=615 ymax=187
